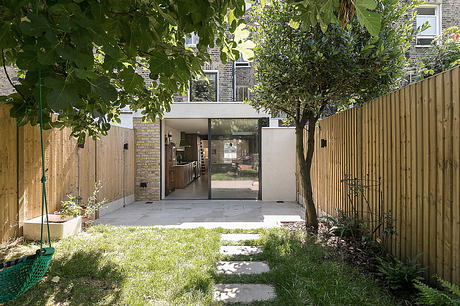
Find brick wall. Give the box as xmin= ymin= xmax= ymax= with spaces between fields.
xmin=133 ymin=118 xmax=161 ymax=201
xmin=0 ymin=66 xmax=17 ymax=96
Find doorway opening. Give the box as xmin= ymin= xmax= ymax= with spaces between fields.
xmin=162 ymin=118 xmax=265 ymax=200
xmin=164 ymin=119 xmax=209 ymax=200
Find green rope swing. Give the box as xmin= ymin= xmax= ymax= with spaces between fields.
xmin=0 ymin=0 xmax=54 ymax=302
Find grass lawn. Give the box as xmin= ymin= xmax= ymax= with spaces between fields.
xmin=211 ymin=173 xmax=258 ymax=181
xmin=2 ymin=226 xmax=395 ymax=305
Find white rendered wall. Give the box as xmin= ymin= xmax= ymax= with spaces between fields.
xmin=162 ymin=102 xmax=269 ymax=119
xmin=261 ymin=127 xmax=296 ymax=201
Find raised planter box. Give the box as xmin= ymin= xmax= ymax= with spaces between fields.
xmin=23 ymin=214 xmax=82 ymax=241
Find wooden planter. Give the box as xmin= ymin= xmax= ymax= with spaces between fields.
xmin=23 ymin=214 xmax=82 ymax=241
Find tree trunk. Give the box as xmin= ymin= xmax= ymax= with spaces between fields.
xmin=296 ymin=121 xmax=319 ymax=230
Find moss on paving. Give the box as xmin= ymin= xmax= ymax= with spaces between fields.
xmin=3 ymin=226 xmax=394 ymax=305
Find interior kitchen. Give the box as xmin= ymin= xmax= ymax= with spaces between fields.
xmin=164 ymin=119 xmax=209 ymax=199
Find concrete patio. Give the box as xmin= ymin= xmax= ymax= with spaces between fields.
xmin=96 ymin=200 xmax=304 ymax=229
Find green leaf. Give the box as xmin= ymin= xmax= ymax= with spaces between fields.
xmin=354 ymin=0 xmax=381 ymax=36
xmin=19 ymin=14 xmax=49 ymax=36
xmin=356 ymin=0 xmax=377 ymax=10
xmin=74 ymin=68 xmax=98 ymax=80
xmin=91 ymin=77 xmax=118 ymax=103
xmin=149 ymin=52 xmax=172 ymax=76
xmin=289 ymin=19 xmax=300 ymax=29
xmin=236 ymin=40 xmax=255 ymax=61
xmin=234 ymin=24 xmax=250 ymax=42
xmin=44 ymin=77 xmax=79 ymax=111
xmin=0 ymin=23 xmax=16 ymax=49
xmin=121 ymin=68 xmax=144 ymax=92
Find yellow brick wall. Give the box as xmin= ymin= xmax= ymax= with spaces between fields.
xmin=133 ymin=118 xmax=161 ymax=201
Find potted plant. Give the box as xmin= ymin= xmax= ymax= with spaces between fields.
xmin=23 ymin=182 xmax=106 ymax=241
xmin=58 ymin=181 xmax=106 ymax=228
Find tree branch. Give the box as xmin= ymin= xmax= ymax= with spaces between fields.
xmin=275 ymin=105 xmax=295 ymax=118
xmin=1 ymin=49 xmax=27 ymax=102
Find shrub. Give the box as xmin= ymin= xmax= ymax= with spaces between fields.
xmin=376 ymin=253 xmax=426 ymax=290
xmin=414 ymin=276 xmax=460 ymax=305
xmin=418 ymin=26 xmax=460 ymax=79
xmin=59 ymin=182 xmax=106 ymax=218
xmin=60 ymin=194 xmax=82 ymax=218
xmin=321 ymin=210 xmax=370 ymax=241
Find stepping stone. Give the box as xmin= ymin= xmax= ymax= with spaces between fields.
xmin=221 ymin=233 xmax=261 ymax=241
xmin=216 ymin=261 xmax=270 ymax=275
xmin=214 ymin=284 xmax=276 ymax=303
xmin=220 ymin=245 xmax=262 ymax=255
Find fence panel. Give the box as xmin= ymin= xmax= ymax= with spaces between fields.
xmin=302 ymin=66 xmax=460 ymax=284
xmin=0 ymin=103 xmax=135 ymax=243
xmin=0 ymin=106 xmax=18 ymax=242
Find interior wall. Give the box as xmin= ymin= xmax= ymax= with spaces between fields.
xmin=164 ymin=124 xmax=182 ymax=149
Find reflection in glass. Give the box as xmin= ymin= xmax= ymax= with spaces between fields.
xmin=190 ymin=72 xmax=217 ymax=102
xmin=210 ymin=119 xmax=260 ymax=199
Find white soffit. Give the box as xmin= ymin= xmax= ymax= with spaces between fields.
xmin=164 ymin=118 xmax=209 ymax=134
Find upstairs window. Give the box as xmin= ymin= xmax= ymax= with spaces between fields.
xmin=416 ymin=5 xmax=441 ymax=46
xmin=235 ymin=54 xmax=251 ymax=67
xmin=190 ymin=71 xmax=218 ymax=102
xmin=185 ymin=32 xmax=200 ymax=47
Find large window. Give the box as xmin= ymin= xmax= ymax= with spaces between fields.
xmin=189 ymin=71 xmax=218 ymax=102
xmin=210 ymin=119 xmax=261 ymax=199
xmin=416 ymin=5 xmax=441 ymax=46
xmin=235 ymin=55 xmax=252 ymax=102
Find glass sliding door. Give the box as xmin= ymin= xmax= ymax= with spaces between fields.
xmin=209 ymin=119 xmax=260 ymax=199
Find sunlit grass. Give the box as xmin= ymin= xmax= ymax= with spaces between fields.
xmin=3 ymin=225 xmax=394 ymax=305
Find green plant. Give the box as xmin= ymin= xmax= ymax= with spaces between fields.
xmin=59 ymin=182 xmax=106 ymax=218
xmin=377 ymin=253 xmax=426 ymax=290
xmin=249 ymin=0 xmax=420 ymax=229
xmin=414 ymin=276 xmax=460 ymax=305
xmin=321 ymin=210 xmax=370 ymax=241
xmin=82 ymin=182 xmax=107 ymax=217
xmin=59 ymin=194 xmax=81 ymax=218
xmin=0 ymin=0 xmax=250 ymax=143
xmin=418 ymin=26 xmax=460 ymax=79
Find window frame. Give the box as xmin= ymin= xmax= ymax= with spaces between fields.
xmin=415 ymin=4 xmax=442 ymax=47
xmin=188 ymin=70 xmax=219 ymax=102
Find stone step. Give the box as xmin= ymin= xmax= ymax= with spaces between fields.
xmin=220 ymin=233 xmax=261 ymax=242
xmin=216 ymin=261 xmax=270 ymax=275
xmin=220 ymin=245 xmax=262 ymax=256
xmin=214 ymin=284 xmax=276 ymax=303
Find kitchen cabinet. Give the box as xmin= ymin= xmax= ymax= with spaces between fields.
xmin=174 ymin=161 xmax=197 ymax=189
xmin=165 ymin=143 xmax=176 ymax=195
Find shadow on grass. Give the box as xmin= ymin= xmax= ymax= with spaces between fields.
xmin=6 ymin=250 xmax=125 ymax=306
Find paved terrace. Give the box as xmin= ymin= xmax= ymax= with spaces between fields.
xmin=96 ymin=200 xmax=304 ymax=229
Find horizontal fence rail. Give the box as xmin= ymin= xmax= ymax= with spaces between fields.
xmin=300 ymin=66 xmax=460 ymax=284
xmin=0 ymin=105 xmax=135 ymax=243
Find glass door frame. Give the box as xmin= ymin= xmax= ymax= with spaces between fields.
xmin=207 ymin=118 xmax=269 ymax=200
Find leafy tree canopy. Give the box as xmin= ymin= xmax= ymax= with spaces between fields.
xmin=418 ymin=26 xmax=460 ymax=79
xmin=0 ymin=0 xmax=248 ymax=143
xmin=286 ymin=0 xmax=382 ymax=36
xmin=0 ymin=0 xmax=382 ymax=144
xmin=249 ymin=0 xmax=419 ymax=228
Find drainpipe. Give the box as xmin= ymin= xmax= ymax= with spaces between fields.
xmin=123 ymin=142 xmax=128 ymax=207
xmin=232 ymin=61 xmax=236 ymax=101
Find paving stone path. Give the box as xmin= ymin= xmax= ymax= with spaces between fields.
xmin=214 ymin=233 xmax=276 ymax=303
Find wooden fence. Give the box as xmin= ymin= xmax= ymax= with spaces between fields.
xmin=301 ymin=66 xmax=460 ymax=284
xmin=0 ymin=105 xmax=135 ymax=243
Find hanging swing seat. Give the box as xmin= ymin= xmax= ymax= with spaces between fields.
xmin=0 ymin=247 xmax=54 ymax=303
